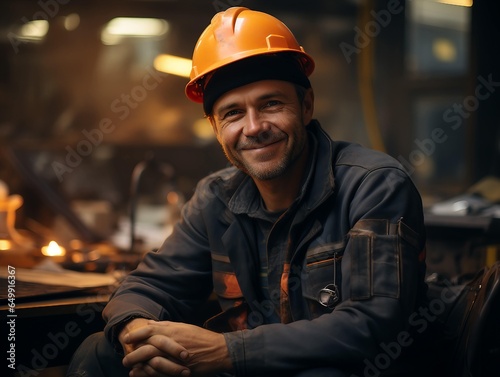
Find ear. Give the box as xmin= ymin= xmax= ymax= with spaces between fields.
xmin=302 ymin=88 xmax=314 ymax=125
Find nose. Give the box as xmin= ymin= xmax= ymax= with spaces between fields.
xmin=242 ymin=109 xmax=270 ymax=138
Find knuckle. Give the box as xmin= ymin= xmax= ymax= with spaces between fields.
xmin=149 ymin=356 xmax=162 ymax=369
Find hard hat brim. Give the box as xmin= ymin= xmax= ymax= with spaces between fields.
xmin=185 ymin=49 xmax=315 ymax=104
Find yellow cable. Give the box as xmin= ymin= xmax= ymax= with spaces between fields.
xmin=486 ymin=245 xmax=499 ymax=267
xmin=357 ymin=0 xmax=386 ymax=153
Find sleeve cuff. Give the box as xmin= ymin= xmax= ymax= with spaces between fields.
xmin=223 ymin=331 xmax=246 ymax=376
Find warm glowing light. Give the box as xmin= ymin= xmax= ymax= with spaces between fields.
xmin=41 ymin=241 xmax=66 ymax=257
xmin=101 ymin=17 xmax=169 ymax=45
xmin=153 ymin=54 xmax=192 ymax=78
xmin=167 ymin=191 xmax=180 ymax=205
xmin=0 ymin=240 xmax=12 ymax=251
xmin=436 ymin=0 xmax=472 ymax=7
xmin=192 ymin=118 xmax=216 ymax=141
xmin=433 ymin=38 xmax=457 ymax=62
xmin=64 ymin=13 xmax=80 ymax=31
xmin=17 ymin=20 xmax=49 ymax=41
xmin=0 ymin=181 xmax=8 ymax=199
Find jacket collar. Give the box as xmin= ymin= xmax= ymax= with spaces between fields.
xmin=299 ymin=120 xmax=336 ymax=213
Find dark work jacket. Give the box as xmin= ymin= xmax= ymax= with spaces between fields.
xmin=103 ymin=120 xmax=427 ymax=376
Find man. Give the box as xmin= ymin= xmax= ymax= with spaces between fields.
xmin=68 ymin=7 xmax=428 ymax=377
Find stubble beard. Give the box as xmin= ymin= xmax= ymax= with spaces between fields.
xmin=222 ymin=126 xmax=308 ymax=181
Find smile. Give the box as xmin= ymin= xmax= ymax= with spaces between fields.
xmin=242 ymin=138 xmax=285 ymax=151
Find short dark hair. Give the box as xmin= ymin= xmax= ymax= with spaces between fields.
xmin=203 ymin=53 xmax=311 ymax=115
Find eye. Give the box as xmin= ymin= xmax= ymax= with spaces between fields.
xmin=264 ymin=100 xmax=281 ymax=108
xmin=221 ymin=109 xmax=241 ymax=120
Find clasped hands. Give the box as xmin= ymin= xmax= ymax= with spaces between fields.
xmin=119 ymin=318 xmax=233 ymax=377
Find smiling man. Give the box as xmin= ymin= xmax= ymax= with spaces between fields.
xmin=68 ymin=7 xmax=430 ymax=377
xmin=210 ymin=77 xmax=313 ymax=211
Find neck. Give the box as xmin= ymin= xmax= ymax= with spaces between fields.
xmin=254 ymin=142 xmax=310 ymax=212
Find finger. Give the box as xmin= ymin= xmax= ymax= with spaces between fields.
xmin=128 ymin=357 xmax=190 ymax=377
xmin=123 ymin=344 xmax=163 ymax=367
xmin=125 ymin=325 xmax=155 ymax=344
xmin=129 ymin=365 xmax=163 ymax=377
xmin=123 ymin=339 xmax=189 ymax=367
xmin=146 ymin=334 xmax=190 ymax=361
xmin=126 ymin=327 xmax=189 ymax=363
xmin=122 ymin=342 xmax=136 ymax=356
xmin=128 ymin=364 xmax=151 ymax=377
xmin=129 ymin=365 xmax=165 ymax=377
xmin=146 ymin=355 xmax=191 ymax=376
xmin=126 ymin=322 xmax=180 ymax=345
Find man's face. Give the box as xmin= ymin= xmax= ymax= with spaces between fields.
xmin=209 ymin=80 xmax=314 ymax=181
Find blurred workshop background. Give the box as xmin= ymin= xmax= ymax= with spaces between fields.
xmin=0 ymin=0 xmax=499 ymax=280
xmin=1 ymin=1 xmax=500 ymax=376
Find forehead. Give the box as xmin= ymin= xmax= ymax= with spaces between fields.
xmin=212 ymin=80 xmax=296 ymax=109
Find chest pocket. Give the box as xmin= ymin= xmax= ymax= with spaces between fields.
xmin=347 ymin=218 xmax=420 ymax=301
xmin=302 ymin=241 xmax=345 ymax=317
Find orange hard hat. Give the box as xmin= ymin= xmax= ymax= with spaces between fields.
xmin=185 ymin=7 xmax=315 ymax=104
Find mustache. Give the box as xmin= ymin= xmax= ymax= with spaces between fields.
xmin=237 ymin=130 xmax=286 ymax=150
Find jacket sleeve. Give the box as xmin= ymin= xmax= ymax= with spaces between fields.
xmin=102 ymin=178 xmax=215 ymax=346
xmin=223 ymin=166 xmax=427 ymax=376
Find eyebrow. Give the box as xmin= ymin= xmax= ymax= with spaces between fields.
xmin=214 ymin=90 xmax=287 ymax=118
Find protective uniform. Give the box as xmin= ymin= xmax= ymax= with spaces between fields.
xmin=103 ymin=121 xmax=428 ymax=376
